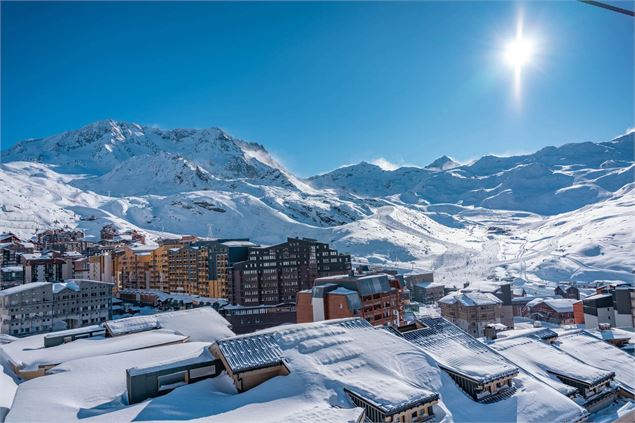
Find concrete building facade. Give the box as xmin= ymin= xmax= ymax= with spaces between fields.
xmin=230 ymin=238 xmax=351 ymax=306
xmin=0 ymin=279 xmax=113 ymax=336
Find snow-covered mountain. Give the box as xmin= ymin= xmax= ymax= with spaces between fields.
xmin=309 ymin=133 xmax=634 ymax=215
xmin=1 ymin=120 xmax=633 ymax=286
xmin=425 ymin=155 xmax=461 ymax=171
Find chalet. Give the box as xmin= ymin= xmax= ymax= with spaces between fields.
xmin=0 ymin=232 xmax=21 ymax=244
xmin=20 ymin=253 xmax=65 ymax=283
xmin=525 ymin=298 xmax=577 ymax=325
xmin=437 ymin=291 xmax=503 ymax=338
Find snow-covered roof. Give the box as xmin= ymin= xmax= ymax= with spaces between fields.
xmin=118 ymin=288 xmax=226 ymax=305
xmin=3 ymin=317 xmax=589 ymax=423
xmin=496 ymin=327 xmax=559 ymax=342
xmin=527 ymin=297 xmax=577 ymax=313
xmin=0 ymin=329 xmax=188 ymax=372
xmin=0 ymin=266 xmax=23 ymax=272
xmin=216 ymin=333 xmax=284 ymax=373
xmin=107 ymin=308 xmax=233 ymax=342
xmin=221 ymin=240 xmax=257 ymax=248
xmin=105 ymin=316 xmax=161 ymax=336
xmin=583 ymin=293 xmax=613 ymax=301
xmin=543 ymin=298 xmax=577 ymax=313
xmin=588 ymin=328 xmax=635 ymax=343
xmin=0 ymin=334 xmax=18 ymax=344
xmin=492 ymin=336 xmax=613 ymax=397
xmin=0 ymin=309 xmax=233 ymax=373
xmin=438 ymin=291 xmax=502 ymax=307
xmin=0 ymin=282 xmax=50 ymax=296
xmin=345 ymin=386 xmax=438 ymax=416
xmin=127 ymin=344 xmax=216 ymax=377
xmin=400 ymin=317 xmax=518 ymax=383
xmin=0 ymin=360 xmax=18 ymax=418
xmin=314 ymin=273 xmax=395 ymax=297
xmin=18 ymin=253 xmax=44 ymax=261
xmin=556 ymin=330 xmax=635 ymax=394
xmin=52 ymin=280 xmax=80 ymax=294
xmin=42 ymin=325 xmax=103 ymax=340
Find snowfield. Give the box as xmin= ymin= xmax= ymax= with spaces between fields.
xmin=1 ymin=120 xmax=633 ymax=287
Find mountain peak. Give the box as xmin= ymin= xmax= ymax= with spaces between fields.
xmin=425 ymin=155 xmax=460 ymax=171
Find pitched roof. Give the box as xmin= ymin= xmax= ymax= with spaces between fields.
xmin=0 ymin=282 xmax=50 ymax=296
xmin=438 ymin=291 xmax=502 ymax=307
xmin=399 ymin=317 xmax=518 ymax=383
xmin=215 ymin=333 xmax=284 ymax=373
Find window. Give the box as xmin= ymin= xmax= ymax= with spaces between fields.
xmin=157 ymin=370 xmax=187 ymax=392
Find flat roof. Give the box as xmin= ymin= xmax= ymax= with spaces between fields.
xmin=1 ymin=329 xmax=188 ymax=372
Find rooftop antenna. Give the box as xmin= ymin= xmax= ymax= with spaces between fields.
xmin=207 ymin=224 xmax=213 ymax=239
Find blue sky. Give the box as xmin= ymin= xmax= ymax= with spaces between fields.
xmin=1 ymin=1 xmax=633 ymax=176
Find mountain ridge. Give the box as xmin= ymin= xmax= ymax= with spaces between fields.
xmin=1 ymin=121 xmax=633 ymax=286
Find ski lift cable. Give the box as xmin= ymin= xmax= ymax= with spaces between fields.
xmin=579 ymin=0 xmax=635 ymax=17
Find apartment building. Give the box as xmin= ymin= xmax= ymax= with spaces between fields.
xmin=0 ymin=279 xmax=112 ymax=336
xmin=115 ymin=246 xmax=154 ymax=290
xmin=36 ymin=229 xmax=86 ymax=253
xmin=21 ymin=253 xmax=65 ymax=283
xmin=0 ymin=266 xmax=24 ymax=289
xmin=296 ymin=272 xmax=405 ymax=327
xmin=193 ymin=239 xmax=253 ymax=298
xmin=230 ymin=238 xmax=351 ymax=306
xmin=167 ymin=245 xmax=212 ymax=296
xmin=437 ymin=291 xmax=503 ymax=337
xmin=87 ymin=252 xmax=115 ymax=284
xmin=580 ymin=286 xmax=635 ymax=329
xmin=405 ymin=273 xmax=444 ymax=304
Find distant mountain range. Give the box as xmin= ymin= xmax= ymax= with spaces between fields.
xmin=1 ymin=120 xmax=633 ymax=286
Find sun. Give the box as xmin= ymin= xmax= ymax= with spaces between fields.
xmin=503 ymin=18 xmax=536 ymax=100
xmin=504 ymin=37 xmax=534 ymax=69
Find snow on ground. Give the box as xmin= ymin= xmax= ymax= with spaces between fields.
xmin=0 ymin=361 xmax=18 ymax=422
